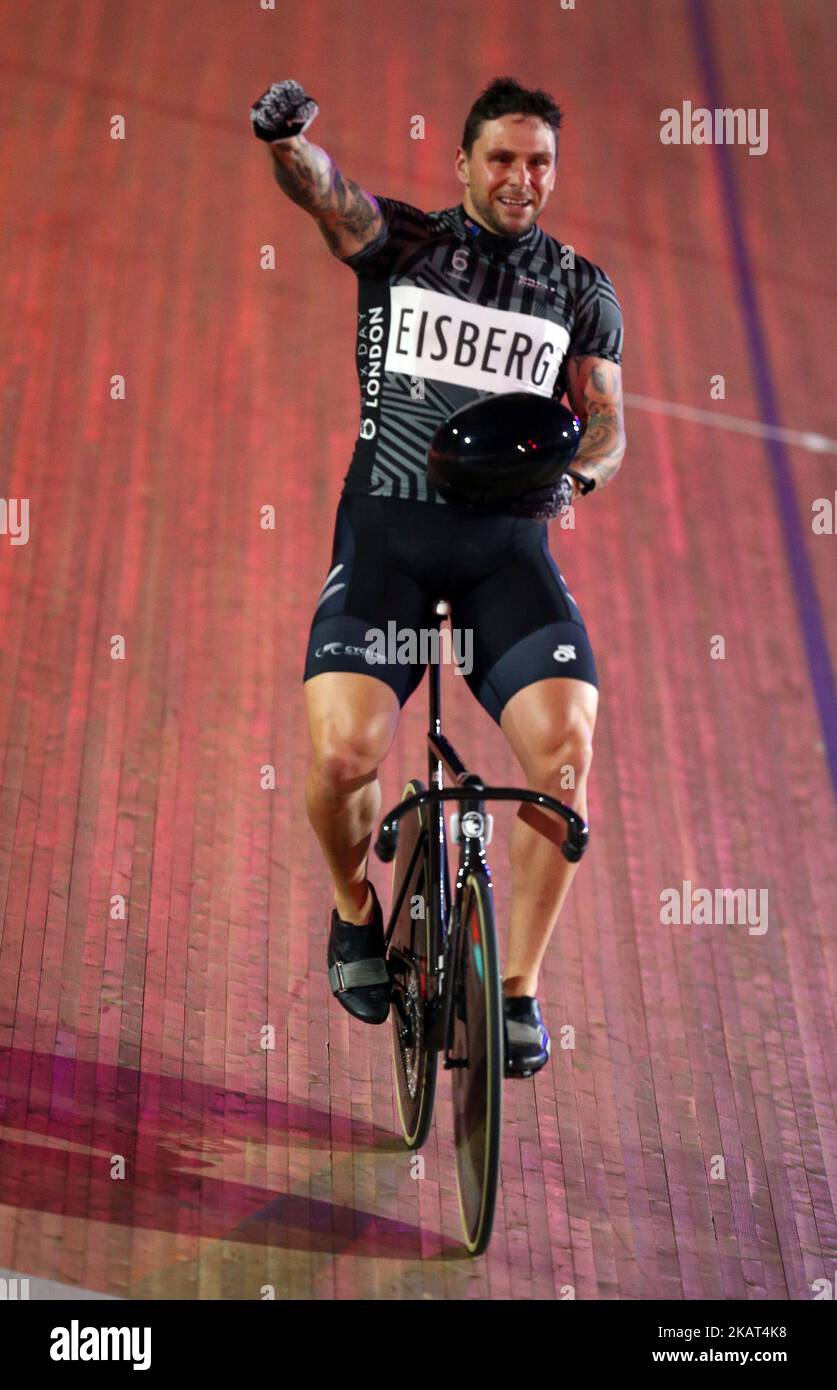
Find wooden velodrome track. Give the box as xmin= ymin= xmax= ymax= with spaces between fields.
xmin=0 ymin=0 xmax=835 ymax=1301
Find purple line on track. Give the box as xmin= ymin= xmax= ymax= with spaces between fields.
xmin=689 ymin=0 xmax=837 ymax=806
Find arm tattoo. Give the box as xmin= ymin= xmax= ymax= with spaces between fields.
xmin=270 ymin=138 xmax=381 ymax=253
xmin=569 ymin=356 xmax=626 ymax=491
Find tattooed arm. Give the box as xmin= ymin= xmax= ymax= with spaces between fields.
xmin=268 ymin=135 xmax=384 ymax=260
xmin=565 ymin=355 xmax=627 ymax=495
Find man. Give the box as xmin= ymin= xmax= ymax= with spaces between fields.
xmin=250 ymin=76 xmax=626 ymax=1076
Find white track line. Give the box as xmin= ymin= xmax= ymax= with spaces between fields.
xmin=0 ymin=1266 xmax=121 ymax=1299
xmin=624 ymin=392 xmax=837 ymax=455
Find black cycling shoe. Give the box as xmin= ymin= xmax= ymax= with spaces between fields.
xmin=327 ymin=883 xmax=391 ymax=1025
xmin=503 ymin=994 xmax=550 ymax=1078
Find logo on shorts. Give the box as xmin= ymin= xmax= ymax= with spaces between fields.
xmin=553 ymin=644 xmax=576 ymax=663
xmin=315 ymin=641 xmax=371 ymax=658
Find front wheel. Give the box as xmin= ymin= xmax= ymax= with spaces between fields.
xmin=449 ymin=870 xmax=503 ymax=1256
xmin=389 ymin=780 xmax=438 ymax=1149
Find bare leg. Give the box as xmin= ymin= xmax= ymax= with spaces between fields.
xmin=304 ymin=672 xmax=401 ymax=924
xmin=499 ymin=678 xmax=598 ymax=996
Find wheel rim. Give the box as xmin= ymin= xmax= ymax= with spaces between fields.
xmin=451 ymin=881 xmax=500 ymax=1250
xmin=390 ymin=782 xmax=436 ymax=1148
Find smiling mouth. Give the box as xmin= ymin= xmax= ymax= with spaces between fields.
xmin=497 ymin=196 xmax=531 ymax=208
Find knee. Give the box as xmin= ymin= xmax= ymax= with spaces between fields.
xmin=526 ymin=717 xmax=594 ymax=794
xmin=310 ymin=718 xmax=391 ymax=792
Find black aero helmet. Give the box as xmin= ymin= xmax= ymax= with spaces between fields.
xmin=427 ymin=392 xmax=583 ymax=517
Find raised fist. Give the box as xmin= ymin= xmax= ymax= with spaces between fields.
xmin=249 ymin=79 xmax=319 ymax=143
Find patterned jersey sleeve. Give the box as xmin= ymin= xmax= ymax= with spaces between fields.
xmin=568 ymin=262 xmax=624 ymax=364
xmin=339 ymin=196 xmax=430 ymax=278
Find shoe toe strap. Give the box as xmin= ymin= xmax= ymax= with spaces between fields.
xmin=329 ymin=958 xmax=390 ymax=993
xmin=505 ymin=1019 xmax=545 ymax=1046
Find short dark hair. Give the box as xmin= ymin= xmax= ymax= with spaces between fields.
xmin=461 ymin=77 xmax=563 ymax=156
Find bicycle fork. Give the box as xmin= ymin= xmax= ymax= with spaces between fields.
xmin=426 ymin=794 xmax=491 ymax=1068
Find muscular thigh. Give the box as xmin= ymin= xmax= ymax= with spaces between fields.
xmin=305 ymin=671 xmax=401 ymax=774
xmin=500 ymin=676 xmax=599 ymax=773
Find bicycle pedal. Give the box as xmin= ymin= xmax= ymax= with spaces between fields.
xmin=450 ymin=811 xmax=494 ymax=845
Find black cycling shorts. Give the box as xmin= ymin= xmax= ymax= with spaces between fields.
xmin=303 ymin=495 xmax=597 ymax=725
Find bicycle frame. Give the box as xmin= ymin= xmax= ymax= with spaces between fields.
xmin=377 ymin=606 xmax=589 ymax=1068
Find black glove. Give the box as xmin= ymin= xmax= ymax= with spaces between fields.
xmin=506 ymin=471 xmax=577 ymax=520
xmin=249 ymin=79 xmax=319 ymax=143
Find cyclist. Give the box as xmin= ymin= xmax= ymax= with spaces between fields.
xmin=250 ymin=76 xmax=626 ymax=1077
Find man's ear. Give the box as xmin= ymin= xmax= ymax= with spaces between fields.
xmin=454 ymin=146 xmax=469 ymax=187
xmin=548 ymin=136 xmax=558 ymax=190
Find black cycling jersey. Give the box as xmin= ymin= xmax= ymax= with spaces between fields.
xmin=340 ymin=199 xmax=624 ymax=501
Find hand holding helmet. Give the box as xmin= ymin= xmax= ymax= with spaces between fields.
xmin=427 ymin=392 xmax=586 ymax=519
xmin=504 ymin=470 xmax=576 ymax=520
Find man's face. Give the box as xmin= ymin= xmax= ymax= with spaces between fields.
xmin=455 ymin=113 xmax=557 ymax=235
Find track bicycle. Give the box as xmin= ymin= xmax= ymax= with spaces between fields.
xmin=374 ymin=600 xmax=589 ymax=1255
